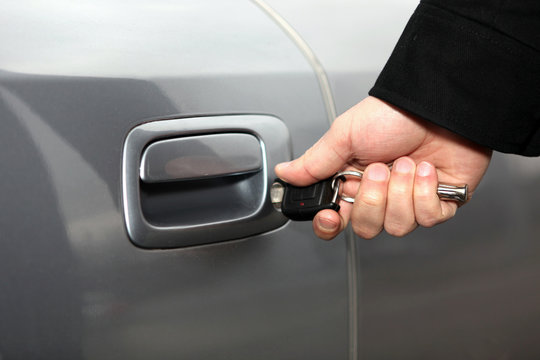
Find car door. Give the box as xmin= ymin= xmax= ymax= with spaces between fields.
xmin=0 ymin=1 xmax=351 ymax=359
xmin=269 ymin=1 xmax=540 ymax=359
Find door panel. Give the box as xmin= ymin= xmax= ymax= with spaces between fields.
xmin=0 ymin=1 xmax=348 ymax=359
xmin=267 ymin=1 xmax=540 ymax=358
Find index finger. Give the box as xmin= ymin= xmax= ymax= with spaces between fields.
xmin=275 ymin=115 xmax=353 ymax=186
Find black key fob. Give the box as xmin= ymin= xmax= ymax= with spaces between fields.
xmin=272 ymin=178 xmax=340 ymax=221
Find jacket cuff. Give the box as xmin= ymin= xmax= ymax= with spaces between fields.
xmin=369 ymin=2 xmax=540 ymax=156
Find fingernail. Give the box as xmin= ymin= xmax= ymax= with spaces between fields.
xmin=366 ymin=164 xmax=389 ymax=181
xmin=417 ymin=162 xmax=433 ymax=177
xmin=317 ymin=217 xmax=338 ymax=232
xmin=275 ymin=161 xmax=292 ymax=172
xmin=394 ymin=158 xmax=414 ymax=174
xmin=275 ymin=162 xmax=292 ymax=180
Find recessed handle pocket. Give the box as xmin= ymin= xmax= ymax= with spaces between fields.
xmin=140 ymin=133 xmax=263 ymax=183
xmin=122 ymin=115 xmax=291 ymax=249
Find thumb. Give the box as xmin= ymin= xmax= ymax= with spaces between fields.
xmin=275 ymin=117 xmax=352 ymax=186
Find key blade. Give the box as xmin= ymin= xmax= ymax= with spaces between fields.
xmin=270 ymin=181 xmax=285 ymax=210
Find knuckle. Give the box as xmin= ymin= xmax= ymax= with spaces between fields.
xmin=358 ymin=191 xmax=385 ymax=208
xmin=417 ymin=215 xmax=440 ymax=228
xmin=388 ymin=181 xmax=413 ymax=196
xmin=389 ymin=185 xmax=409 ymax=199
xmin=417 ymin=204 xmax=457 ymax=228
xmin=415 ymin=189 xmax=432 ymax=201
xmin=384 ymin=213 xmax=416 ymax=237
xmin=385 ymin=222 xmax=412 ymax=237
xmin=352 ymin=223 xmax=381 ymax=240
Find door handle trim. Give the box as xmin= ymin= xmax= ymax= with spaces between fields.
xmin=122 ymin=114 xmax=291 ymax=249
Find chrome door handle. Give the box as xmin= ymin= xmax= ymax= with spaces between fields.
xmin=140 ymin=133 xmax=263 ymax=183
xmin=122 ymin=115 xmax=291 ymax=249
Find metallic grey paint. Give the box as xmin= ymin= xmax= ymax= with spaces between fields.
xmin=0 ymin=0 xmax=349 ymax=358
xmin=2 ymin=0 xmax=539 ymax=359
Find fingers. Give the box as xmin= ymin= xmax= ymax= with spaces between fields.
xmin=385 ymin=157 xmax=418 ymax=236
xmin=414 ymin=162 xmax=457 ymax=227
xmin=312 ymin=163 xmax=392 ymax=240
xmin=350 ymin=163 xmax=390 ymax=239
xmin=312 ymin=202 xmax=353 ymax=240
xmin=275 ymin=115 xmax=353 ymax=186
xmin=312 ymin=159 xmax=458 ymax=241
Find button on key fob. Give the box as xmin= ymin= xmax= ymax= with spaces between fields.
xmin=271 ymin=178 xmax=341 ymax=221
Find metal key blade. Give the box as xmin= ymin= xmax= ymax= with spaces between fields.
xmin=270 ymin=181 xmax=285 ymax=210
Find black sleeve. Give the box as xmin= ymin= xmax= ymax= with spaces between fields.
xmin=369 ymin=0 xmax=540 ymax=156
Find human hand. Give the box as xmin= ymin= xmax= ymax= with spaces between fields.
xmin=275 ymin=96 xmax=492 ymax=240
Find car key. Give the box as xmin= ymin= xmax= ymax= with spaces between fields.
xmin=271 ymin=171 xmax=468 ymax=221
xmin=271 ymin=177 xmax=343 ymax=221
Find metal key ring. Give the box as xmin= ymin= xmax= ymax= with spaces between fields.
xmin=331 ymin=171 xmax=364 ymax=203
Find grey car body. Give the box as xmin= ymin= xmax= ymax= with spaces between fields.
xmin=1 ymin=0 xmax=540 ymax=359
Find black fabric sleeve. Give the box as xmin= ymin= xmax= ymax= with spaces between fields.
xmin=369 ymin=0 xmax=540 ymax=156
